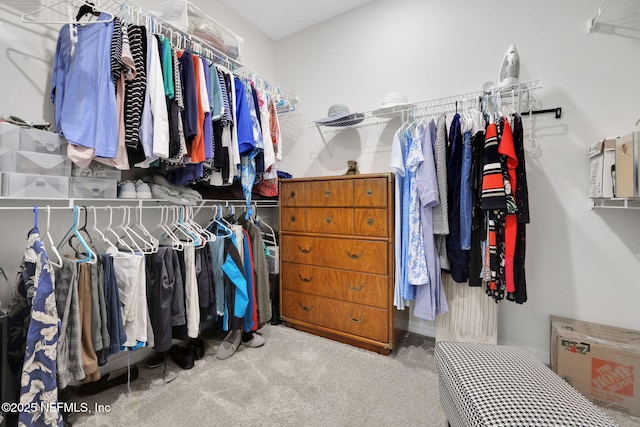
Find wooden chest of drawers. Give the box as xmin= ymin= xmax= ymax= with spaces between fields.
xmin=279 ymin=174 xmax=403 ymax=354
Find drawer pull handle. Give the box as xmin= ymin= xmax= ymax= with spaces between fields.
xmin=366 ymin=189 xmax=374 ymax=197
xmin=298 ymin=245 xmax=313 ymax=254
xmin=346 ymin=250 xmax=364 ymax=259
xmin=326 ymin=217 xmax=332 ymax=224
xmin=325 ymin=190 xmax=332 ymax=197
xmin=367 ymin=218 xmax=374 ymax=226
xmin=348 ymin=315 xmax=364 ymax=323
xmin=298 ymin=274 xmax=313 ymax=283
xmin=290 ymin=191 xmax=296 ymax=197
xmin=290 ymin=215 xmax=297 ymax=223
xmin=347 ymin=282 xmax=364 ymax=291
xmin=299 ymin=303 xmax=314 ymax=312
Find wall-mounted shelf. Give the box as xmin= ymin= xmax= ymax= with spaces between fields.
xmin=586 ymin=0 xmax=640 ymax=36
xmin=590 ymin=197 xmax=640 ymax=209
xmin=309 ymin=79 xmax=547 ymax=145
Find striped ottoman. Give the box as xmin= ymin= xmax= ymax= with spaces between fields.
xmin=434 ymin=341 xmax=617 ymax=427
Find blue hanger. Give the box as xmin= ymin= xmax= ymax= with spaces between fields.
xmin=58 ymin=205 xmax=95 ymax=264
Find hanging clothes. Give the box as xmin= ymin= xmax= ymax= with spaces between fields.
xmin=446 ymin=113 xmax=469 ymax=283
xmin=512 ymin=113 xmax=529 ymax=303
xmin=145 ymin=246 xmax=186 ymax=353
xmin=7 ymin=228 xmax=64 ymax=427
xmin=124 ymin=24 xmax=148 ymax=167
xmin=52 ymin=13 xmax=118 ymax=166
xmin=55 ymin=257 xmax=85 ymax=388
xmin=390 ymin=124 xmax=408 ymax=308
xmin=414 ymin=120 xmax=448 ymax=321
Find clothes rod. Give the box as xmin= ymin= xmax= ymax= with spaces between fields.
xmin=0 ymin=201 xmax=279 ymax=211
xmin=519 ymin=107 xmax=563 ymax=119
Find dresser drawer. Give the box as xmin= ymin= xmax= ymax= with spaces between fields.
xmin=282 ymin=262 xmax=388 ymax=308
xmin=281 ymin=207 xmax=306 ymax=232
xmin=281 ymin=235 xmax=388 ymax=275
xmin=305 ymin=208 xmax=354 ymax=235
xmin=354 ymin=208 xmax=388 ymax=237
xmin=305 ymin=179 xmax=353 ymax=206
xmin=282 ymin=290 xmax=388 ymax=343
xmin=280 ymin=181 xmax=305 ymax=206
xmin=354 ymin=177 xmax=387 ymax=207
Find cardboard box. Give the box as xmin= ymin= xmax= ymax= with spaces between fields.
xmin=551 ymin=315 xmax=640 ymax=417
xmin=615 ymin=132 xmax=639 ymax=197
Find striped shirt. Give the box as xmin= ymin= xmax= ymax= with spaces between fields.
xmin=480 ymin=123 xmax=506 ymax=209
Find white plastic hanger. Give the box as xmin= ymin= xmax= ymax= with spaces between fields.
xmin=157 ymin=206 xmax=184 ymax=251
xmin=169 ymin=206 xmax=198 ymax=246
xmin=43 ymin=205 xmax=64 ymax=269
xmin=89 ymin=206 xmax=117 ymax=253
xmin=116 ymin=206 xmax=144 ymax=254
xmin=133 ymin=205 xmax=160 ymax=252
xmin=105 ymin=205 xmax=134 ymax=254
xmin=185 ymin=206 xmax=216 ymax=243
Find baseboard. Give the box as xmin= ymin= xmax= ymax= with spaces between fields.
xmin=407 ymin=320 xmax=436 ymax=338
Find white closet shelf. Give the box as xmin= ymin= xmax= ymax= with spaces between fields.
xmin=20 ymin=0 xmax=297 ymax=104
xmin=310 ymin=79 xmax=543 ymax=145
xmin=586 ymin=0 xmax=640 ymax=35
xmin=590 ymin=197 xmax=640 ymax=209
xmin=0 ymin=197 xmax=279 ymax=210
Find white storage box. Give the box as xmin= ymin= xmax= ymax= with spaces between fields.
xmin=71 ymin=177 xmax=117 ymax=199
xmin=20 ymin=127 xmax=67 ymax=155
xmin=0 ymin=150 xmax=71 ymax=176
xmin=72 ymin=161 xmax=122 ymax=180
xmin=589 ymin=137 xmax=616 ymax=198
xmin=1 ymin=172 xmax=69 ymax=198
xmin=0 ymin=122 xmax=21 ymax=150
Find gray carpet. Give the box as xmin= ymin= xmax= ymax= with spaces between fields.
xmin=67 ymin=325 xmax=640 ymax=427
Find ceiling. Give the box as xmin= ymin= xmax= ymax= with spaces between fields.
xmin=219 ymin=0 xmax=374 ymax=40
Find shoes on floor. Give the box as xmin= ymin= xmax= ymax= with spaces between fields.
xmin=118 ymin=181 xmax=137 ymax=199
xmin=241 ymin=333 xmax=265 ymax=348
xmin=170 ymin=345 xmax=194 ymax=370
xmin=135 ymin=179 xmax=152 ymax=199
xmin=144 ymin=352 xmax=166 ymax=369
xmin=216 ymin=330 xmax=242 ymax=360
xmin=188 ymin=337 xmax=206 ymax=360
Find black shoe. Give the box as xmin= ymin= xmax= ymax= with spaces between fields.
xmin=170 ymin=345 xmax=194 ymax=370
xmin=144 ymin=352 xmax=166 ymax=369
xmin=188 ymin=338 xmax=206 ymax=360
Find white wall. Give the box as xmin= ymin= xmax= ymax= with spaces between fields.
xmin=274 ymin=0 xmax=640 ymax=362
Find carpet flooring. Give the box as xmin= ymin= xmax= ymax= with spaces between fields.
xmin=66 ymin=324 xmax=640 ymax=427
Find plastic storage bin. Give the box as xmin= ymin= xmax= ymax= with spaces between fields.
xmin=1 ymin=172 xmax=69 ymax=198
xmin=20 ymin=128 xmax=67 ymax=155
xmin=0 ymin=150 xmax=71 ymax=176
xmin=72 ymin=161 xmax=122 ymax=180
xmin=71 ymin=177 xmax=117 ymax=199
xmin=0 ymin=123 xmax=21 ymax=150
